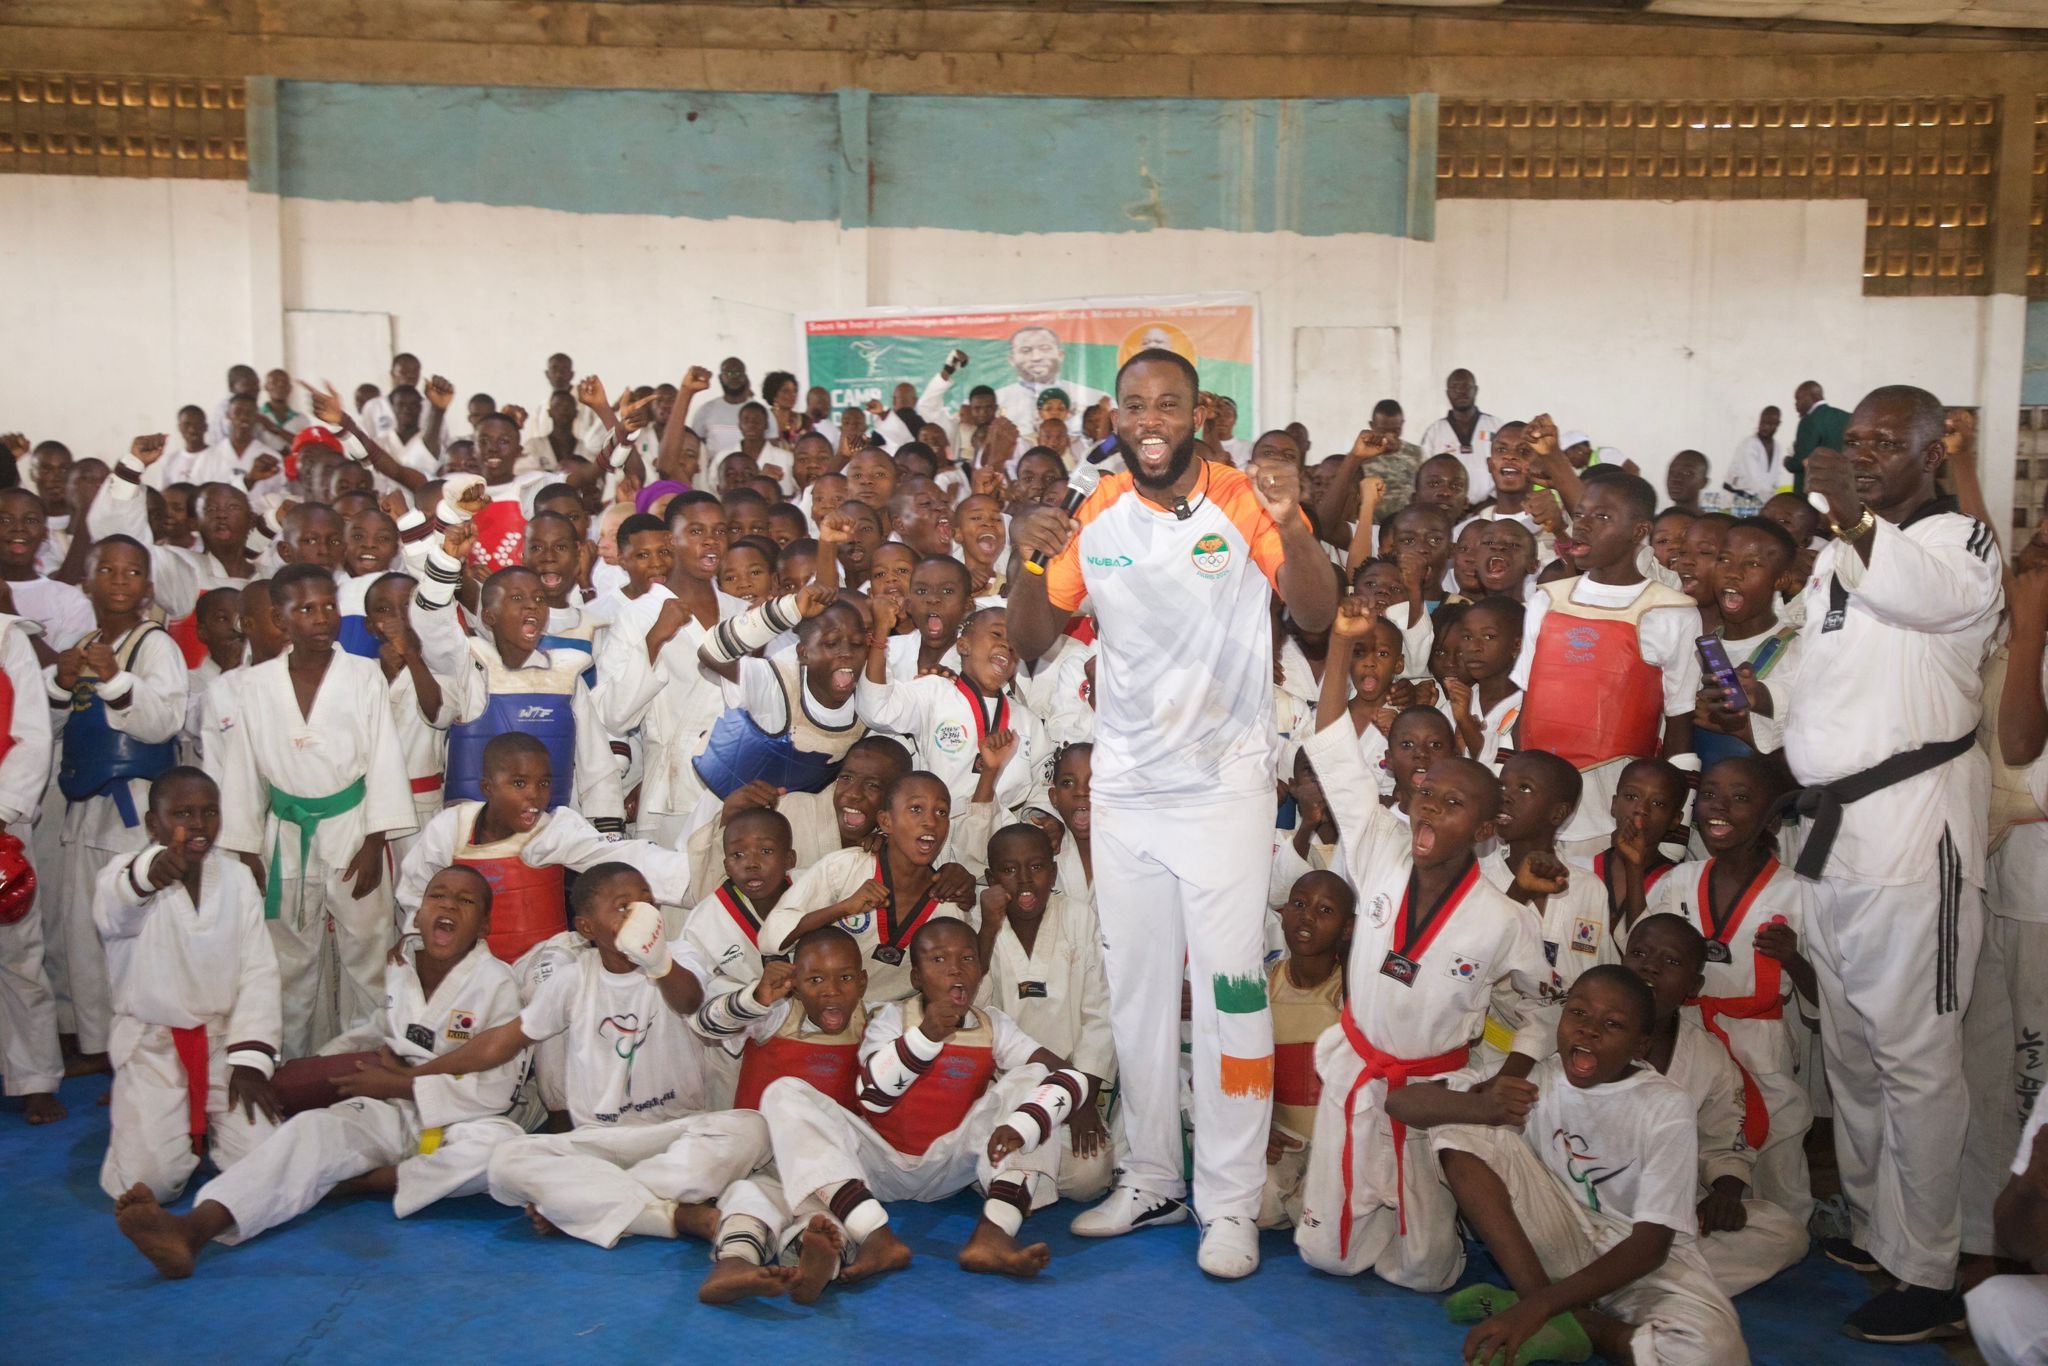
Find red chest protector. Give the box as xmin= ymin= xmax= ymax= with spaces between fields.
xmin=871 ymin=1001 xmax=997 ymax=1157
xmin=166 ymin=612 xmax=210 ymax=668
xmin=1520 ymin=579 xmax=1692 ymax=771
xmin=453 ymin=808 xmax=566 ymax=964
xmin=736 ymin=1033 xmax=862 ymax=1112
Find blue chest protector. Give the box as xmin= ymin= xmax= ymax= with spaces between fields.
xmin=692 ymin=710 xmax=842 ymax=799
xmin=446 ymin=691 xmax=576 ymax=809
xmin=59 ymin=630 xmax=177 ymax=827
xmin=338 ymin=614 xmax=381 ymax=660
xmin=538 ymin=634 xmax=597 ymax=689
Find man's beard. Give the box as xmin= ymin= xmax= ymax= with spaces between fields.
xmin=1118 ymin=434 xmax=1199 ymax=494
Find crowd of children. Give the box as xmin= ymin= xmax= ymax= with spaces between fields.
xmin=1 ymin=349 xmax=2042 ymax=1362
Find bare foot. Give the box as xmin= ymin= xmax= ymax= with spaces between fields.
xmin=523 ymin=1203 xmax=562 ymax=1237
xmin=840 ymin=1224 xmax=912 ymax=1283
xmin=697 ymin=1258 xmax=799 ymax=1304
xmin=64 ymin=1052 xmax=110 ymax=1078
xmin=114 ymin=1185 xmax=200 ymax=1279
xmin=791 ymin=1213 xmax=843 ymax=1305
xmin=958 ymin=1218 xmax=1051 ymax=1278
xmin=672 ymin=1200 xmax=719 ymax=1242
xmin=23 ymin=1092 xmax=65 ymax=1124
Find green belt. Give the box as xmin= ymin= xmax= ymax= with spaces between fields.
xmin=265 ymin=777 xmax=367 ymax=920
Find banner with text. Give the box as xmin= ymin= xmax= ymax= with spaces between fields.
xmin=800 ymin=294 xmax=1258 ymax=438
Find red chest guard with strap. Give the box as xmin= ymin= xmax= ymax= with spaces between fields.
xmin=1521 ymin=579 xmax=1691 ymax=771
xmin=452 ymin=809 xmax=566 ymax=963
xmin=871 ymin=1002 xmax=998 ymax=1157
xmin=736 ymin=1034 xmax=861 ymax=1112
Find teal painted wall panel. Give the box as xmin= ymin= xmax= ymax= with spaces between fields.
xmin=867 ymin=95 xmax=1410 ymax=237
xmin=274 ymin=82 xmax=1415 ymax=239
xmin=277 ymin=82 xmax=841 ymax=222
xmin=2028 ymin=300 xmax=2048 ymax=407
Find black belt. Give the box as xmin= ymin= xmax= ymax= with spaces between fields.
xmin=1774 ymin=732 xmax=1976 ymax=879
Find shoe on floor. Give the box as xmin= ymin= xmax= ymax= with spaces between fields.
xmin=1069 ymin=1185 xmax=1189 ymax=1238
xmin=1821 ymin=1236 xmax=1880 ymax=1272
xmin=1196 ymin=1214 xmax=1259 ymax=1279
xmin=1841 ymin=1283 xmax=1967 ymax=1343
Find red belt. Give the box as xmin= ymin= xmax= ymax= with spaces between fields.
xmin=411 ymin=774 xmax=443 ymax=795
xmin=1337 ymin=1005 xmax=1468 ymax=1254
xmin=1692 ymin=984 xmax=1781 ymax=1152
xmin=169 ymin=1024 xmax=208 ymax=1150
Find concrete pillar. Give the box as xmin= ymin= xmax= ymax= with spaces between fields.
xmin=1974 ymin=85 xmax=2038 ymax=538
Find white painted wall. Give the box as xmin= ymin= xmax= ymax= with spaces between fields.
xmin=1426 ymin=199 xmax=1992 ymax=497
xmin=1 ymin=183 xmax=2009 ymax=526
xmin=0 ymin=177 xmax=257 ymax=462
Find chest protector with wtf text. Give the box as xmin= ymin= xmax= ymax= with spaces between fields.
xmin=445 ymin=648 xmax=585 ymax=808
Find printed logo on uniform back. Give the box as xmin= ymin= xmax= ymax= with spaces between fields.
xmin=1190 ymin=533 xmax=1232 ymax=580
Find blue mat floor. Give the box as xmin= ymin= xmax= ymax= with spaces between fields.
xmin=5 ymin=1078 xmax=1945 ymax=1364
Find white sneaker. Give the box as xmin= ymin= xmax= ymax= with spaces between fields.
xmin=1197 ymin=1214 xmax=1260 ymax=1279
xmin=1069 ymin=1185 xmax=1189 ymax=1238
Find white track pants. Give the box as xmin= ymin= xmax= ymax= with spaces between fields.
xmin=1697 ymin=1198 xmax=1809 ymax=1296
xmin=1807 ymin=834 xmax=1982 ymax=1290
xmin=486 ymin=1110 xmax=769 ymax=1248
xmin=1093 ymin=792 xmax=1275 ymax=1222
xmin=196 ymin=1097 xmax=524 ymax=1242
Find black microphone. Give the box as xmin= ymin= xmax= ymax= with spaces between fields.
xmin=1025 ymin=463 xmax=1103 ymax=576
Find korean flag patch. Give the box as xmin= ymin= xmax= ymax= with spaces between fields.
xmin=1572 ymin=918 xmax=1601 ymax=955
xmin=446 ymin=1009 xmax=477 ymax=1042
xmin=1447 ymin=955 xmax=1482 ymax=982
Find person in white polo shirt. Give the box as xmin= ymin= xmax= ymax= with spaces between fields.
xmin=1007 ymin=348 xmax=1338 ymax=1278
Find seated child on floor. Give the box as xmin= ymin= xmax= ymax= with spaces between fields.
xmin=1624 ymin=914 xmax=1810 ymax=1295
xmin=975 ymin=823 xmax=1115 ymax=1204
xmin=1391 ymin=966 xmax=1749 ymax=1366
xmin=395 ymin=863 xmax=767 ymax=1250
xmin=755 ymin=917 xmax=1098 ymax=1284
xmin=96 ymin=769 xmax=280 ymax=1205
xmin=111 ymin=866 xmax=529 ymax=1278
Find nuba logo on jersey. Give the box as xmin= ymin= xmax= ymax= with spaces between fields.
xmin=1190 ymin=533 xmax=1232 ymax=579
xmin=932 ymin=720 xmax=969 ymax=755
xmin=1085 ymin=553 xmax=1133 ymax=568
